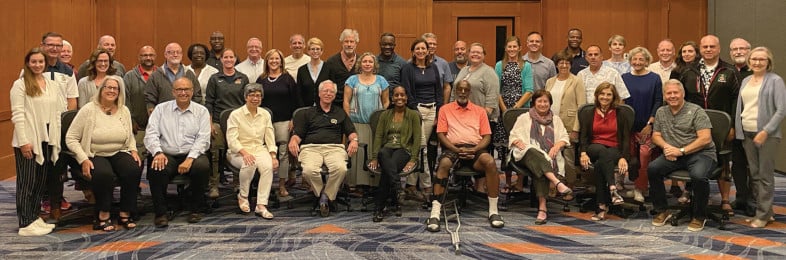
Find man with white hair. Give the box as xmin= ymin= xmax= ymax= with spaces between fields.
xmin=236 ymin=37 xmax=265 ymax=82
xmin=325 ymin=29 xmax=359 ymax=107
xmin=729 ymin=38 xmax=753 ymax=79
xmin=145 ymin=43 xmax=203 ymax=114
xmin=78 ymin=35 xmax=127 ymax=77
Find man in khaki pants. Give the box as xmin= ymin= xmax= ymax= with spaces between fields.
xmin=289 ymin=80 xmax=358 ymax=217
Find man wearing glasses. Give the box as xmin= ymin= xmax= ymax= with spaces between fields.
xmin=145 ymin=78 xmax=212 ymax=228
xmin=236 ymin=37 xmax=265 ymax=83
xmin=39 ymin=32 xmax=79 ymax=110
xmin=145 ymin=43 xmax=203 ymax=115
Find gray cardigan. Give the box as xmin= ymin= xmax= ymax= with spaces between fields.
xmin=735 ymin=72 xmax=786 ymax=139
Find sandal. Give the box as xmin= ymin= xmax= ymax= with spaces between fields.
xmin=556 ymin=181 xmax=574 ymax=201
xmin=93 ymin=218 xmax=115 ymax=232
xmin=238 ymin=194 xmax=250 ymax=213
xmin=721 ymin=200 xmax=734 ymax=217
xmin=255 ymin=205 xmax=274 ymax=220
xmin=611 ymin=188 xmax=624 ymax=205
xmin=119 ymin=217 xmax=137 ymax=230
xmin=535 ymin=209 xmax=548 ymax=225
xmin=278 ymin=187 xmax=290 ymax=198
xmin=591 ymin=207 xmax=607 ymax=221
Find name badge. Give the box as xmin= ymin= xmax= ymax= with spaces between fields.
xmin=330 ymin=119 xmax=338 ymax=124
xmin=717 ymin=74 xmax=726 ymax=83
xmin=234 ymin=78 xmax=242 ymax=84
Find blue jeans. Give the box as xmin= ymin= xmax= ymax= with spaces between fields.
xmin=648 ymin=153 xmax=715 ymax=219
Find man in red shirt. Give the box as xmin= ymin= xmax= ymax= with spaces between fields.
xmin=426 ymin=80 xmax=503 ymax=232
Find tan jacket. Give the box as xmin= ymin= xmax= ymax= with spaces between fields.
xmin=545 ymin=74 xmax=586 ymax=133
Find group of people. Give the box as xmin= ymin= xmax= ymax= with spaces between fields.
xmin=10 ymin=27 xmax=783 ymax=237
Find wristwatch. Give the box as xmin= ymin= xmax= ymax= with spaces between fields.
xmin=679 ymin=147 xmax=686 ymax=155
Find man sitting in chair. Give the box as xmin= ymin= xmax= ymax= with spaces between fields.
xmin=288 ymin=80 xmax=359 ymax=217
xmin=649 ymin=79 xmax=716 ymax=232
xmin=145 ymin=77 xmax=212 ymax=228
xmin=426 ymin=80 xmax=503 ymax=232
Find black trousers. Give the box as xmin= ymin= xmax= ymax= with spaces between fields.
xmin=14 ymin=142 xmax=53 ymax=227
xmin=375 ymin=147 xmax=411 ymax=210
xmin=77 ymin=153 xmax=142 ymax=213
xmin=147 ymin=153 xmax=210 ymax=216
xmin=586 ymin=143 xmax=620 ymax=205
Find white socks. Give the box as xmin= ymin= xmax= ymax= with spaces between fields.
xmin=430 ymin=200 xmax=442 ymax=219
xmin=488 ymin=197 xmax=499 ymax=217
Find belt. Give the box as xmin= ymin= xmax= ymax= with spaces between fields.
xmin=418 ymin=102 xmax=435 ymax=108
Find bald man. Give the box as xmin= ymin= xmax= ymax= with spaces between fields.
xmin=78 ymin=35 xmax=127 ymax=77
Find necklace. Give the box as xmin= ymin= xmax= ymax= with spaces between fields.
xmin=267 ymin=76 xmax=279 ymax=83
xmin=101 ymin=105 xmax=114 ymax=115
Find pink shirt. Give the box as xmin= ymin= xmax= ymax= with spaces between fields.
xmin=437 ymin=101 xmax=491 ymax=145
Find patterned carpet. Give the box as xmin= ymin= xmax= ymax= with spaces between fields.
xmin=1 ymin=172 xmax=785 ymax=260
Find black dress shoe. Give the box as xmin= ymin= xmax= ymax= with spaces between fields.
xmin=155 ymin=215 xmax=169 ymax=228
xmin=372 ymin=210 xmax=384 ymax=222
xmin=394 ymin=205 xmax=402 ymax=217
xmin=187 ymin=213 xmax=202 ymax=223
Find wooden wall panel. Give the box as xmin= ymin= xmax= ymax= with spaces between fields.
xmin=234 ymin=0 xmax=269 ymax=59
xmin=193 ymin=0 xmax=236 ymax=55
xmin=154 ymin=0 xmax=193 ymax=55
xmin=307 ymin=0 xmax=345 ymax=56
xmin=346 ymin=0 xmax=382 ymax=54
xmin=270 ymin=0 xmax=308 ymax=56
xmin=380 ymin=0 xmax=431 ymax=57
xmin=114 ymin=0 xmax=157 ymax=68
xmin=0 ymin=121 xmax=14 ymax=180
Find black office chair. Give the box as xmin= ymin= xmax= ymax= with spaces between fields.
xmin=575 ymin=103 xmax=641 ymax=214
xmin=219 ymin=107 xmax=284 ymax=211
xmin=666 ymin=109 xmax=731 ymax=230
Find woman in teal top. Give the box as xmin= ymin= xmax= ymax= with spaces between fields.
xmin=494 ymin=36 xmax=534 ymax=192
xmin=368 ymin=86 xmax=421 ymax=222
xmin=343 ymin=52 xmax=390 ymax=192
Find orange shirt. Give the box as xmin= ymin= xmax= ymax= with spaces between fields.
xmin=436 ymin=101 xmax=491 ymax=145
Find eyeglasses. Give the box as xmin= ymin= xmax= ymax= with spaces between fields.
xmin=731 ymin=47 xmax=751 ymax=52
xmin=166 ymin=51 xmax=182 ymax=55
xmin=104 ymin=86 xmax=119 ymax=91
xmin=44 ymin=43 xmax=63 ymax=49
xmin=750 ymin=58 xmax=768 ymax=63
xmin=174 ymin=88 xmax=193 ymax=93
xmin=247 ymin=94 xmax=262 ymax=98
xmin=309 ymin=47 xmax=322 ymax=51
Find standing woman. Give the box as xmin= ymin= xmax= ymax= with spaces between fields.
xmin=257 ymin=49 xmax=302 ymax=198
xmin=297 ymin=37 xmax=330 ymax=107
xmin=621 ymin=47 xmax=662 ymax=203
xmin=493 ymin=36 xmax=534 ymax=192
xmin=578 ymin=83 xmax=631 ymax=221
xmin=11 ymin=48 xmax=66 ymax=236
xmin=78 ymin=48 xmax=118 ymax=108
xmin=735 ymin=47 xmax=786 ymax=228
xmin=401 ymin=38 xmax=442 ymax=201
xmin=545 ymin=51 xmax=587 ymax=195
xmin=205 ymin=48 xmax=249 ymax=197
xmin=226 ymin=83 xmax=278 ymax=219
xmin=186 ymin=43 xmax=219 ymax=103
xmin=344 ymin=52 xmax=390 ymax=191
xmin=603 ymin=35 xmax=631 ymax=74
xmin=66 ymin=76 xmax=142 ymax=231
xmin=367 ymin=86 xmax=421 ymax=222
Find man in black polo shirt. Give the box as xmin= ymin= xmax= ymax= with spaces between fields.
xmin=551 ymin=28 xmax=588 ymax=75
xmin=288 ymin=80 xmax=358 ymax=217
xmin=324 ymin=29 xmax=359 ymax=107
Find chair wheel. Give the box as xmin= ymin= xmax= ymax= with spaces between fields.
xmin=670 ymin=218 xmax=679 ymax=226
xmin=563 ymin=205 xmax=570 ymax=212
xmin=649 ymin=209 xmax=658 ymax=216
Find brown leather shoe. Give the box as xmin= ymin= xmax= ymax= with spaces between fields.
xmin=47 ymin=208 xmax=62 ymax=224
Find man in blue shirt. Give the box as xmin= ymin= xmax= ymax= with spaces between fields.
xmin=145 ymin=78 xmax=212 ymax=228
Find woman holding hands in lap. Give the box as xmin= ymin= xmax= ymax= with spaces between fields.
xmin=66 ymin=75 xmax=142 ymax=231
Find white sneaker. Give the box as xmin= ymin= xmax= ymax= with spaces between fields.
xmin=34 ymin=217 xmax=56 ymax=229
xmin=18 ymin=220 xmax=53 ymax=236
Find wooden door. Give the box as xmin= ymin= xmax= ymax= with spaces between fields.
xmin=457 ymin=18 xmax=514 ymax=66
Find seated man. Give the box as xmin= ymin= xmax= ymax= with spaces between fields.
xmin=426 ymin=80 xmax=503 ymax=232
xmin=145 ymin=77 xmax=211 ymax=228
xmin=288 ymin=80 xmax=358 ymax=217
xmin=649 ymin=79 xmax=716 ymax=232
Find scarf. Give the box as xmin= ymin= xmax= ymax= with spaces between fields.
xmin=529 ymin=109 xmax=558 ymax=171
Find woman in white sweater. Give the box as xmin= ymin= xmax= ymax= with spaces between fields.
xmin=66 ymin=75 xmax=141 ymax=232
xmin=508 ymin=90 xmax=572 ymax=225
xmin=11 ymin=48 xmax=67 ymax=236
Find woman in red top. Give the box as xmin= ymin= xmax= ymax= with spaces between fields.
xmin=577 ymin=82 xmax=632 ymax=221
